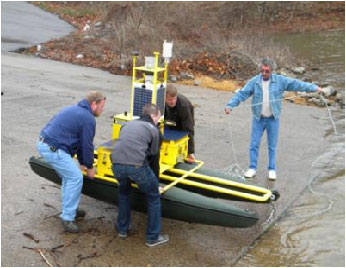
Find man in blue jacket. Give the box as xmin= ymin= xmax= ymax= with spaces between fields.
xmin=225 ymin=58 xmax=322 ymax=180
xmin=37 ymin=91 xmax=106 ymax=233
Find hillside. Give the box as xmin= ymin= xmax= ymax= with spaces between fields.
xmin=26 ymin=1 xmax=344 ymax=87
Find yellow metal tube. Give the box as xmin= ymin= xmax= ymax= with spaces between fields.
xmin=169 ymin=168 xmax=270 ymax=194
xmin=151 ymin=52 xmax=160 ymax=104
xmin=160 ymin=160 xmax=204 ymax=194
xmin=163 ymin=61 xmax=168 ymax=85
xmin=160 ymin=174 xmax=271 ymax=202
xmin=94 ymin=174 xmax=118 ymax=184
xmin=130 ymin=55 xmax=137 ymax=119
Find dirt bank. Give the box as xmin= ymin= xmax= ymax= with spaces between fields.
xmin=1 ymin=52 xmax=329 ymax=266
xmin=25 ymin=2 xmax=344 ymax=84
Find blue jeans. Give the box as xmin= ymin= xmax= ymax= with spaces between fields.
xmin=112 ymin=164 xmax=161 ymax=241
xmin=36 ymin=139 xmax=83 ymax=221
xmin=249 ymin=117 xmax=280 ymax=171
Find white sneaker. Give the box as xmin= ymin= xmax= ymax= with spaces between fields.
xmin=268 ymin=170 xmax=277 ymax=180
xmin=244 ymin=169 xmax=256 ymax=178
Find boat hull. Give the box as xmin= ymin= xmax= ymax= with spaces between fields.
xmin=29 ymin=156 xmax=258 ymax=228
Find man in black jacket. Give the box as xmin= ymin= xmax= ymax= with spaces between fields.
xmin=164 ymin=84 xmax=195 ymax=163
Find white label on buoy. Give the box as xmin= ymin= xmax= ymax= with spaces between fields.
xmin=163 ymin=41 xmax=173 ymax=58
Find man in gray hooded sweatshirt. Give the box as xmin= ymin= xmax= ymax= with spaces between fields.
xmin=111 ymin=103 xmax=169 ymax=247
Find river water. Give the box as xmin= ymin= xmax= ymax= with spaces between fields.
xmin=237 ymin=30 xmax=345 ymax=267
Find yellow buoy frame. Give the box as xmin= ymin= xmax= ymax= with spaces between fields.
xmin=88 ymin=153 xmax=272 ymax=201
xmin=160 ymin=160 xmax=272 ymax=202
xmin=89 ymin=167 xmax=272 ymax=202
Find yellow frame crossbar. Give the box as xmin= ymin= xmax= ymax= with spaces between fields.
xmin=160 ymin=160 xmax=204 ymax=194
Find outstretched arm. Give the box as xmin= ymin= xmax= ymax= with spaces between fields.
xmin=284 ymin=76 xmax=321 ymax=92
xmin=225 ymin=78 xmax=255 ymax=113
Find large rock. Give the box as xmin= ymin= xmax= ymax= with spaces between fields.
xmin=179 ymin=72 xmax=194 ymax=80
xmin=194 ymin=80 xmax=201 ymax=86
xmin=168 ymin=75 xmax=177 ymax=82
xmin=277 ymin=68 xmax=289 ymax=76
xmin=302 ymin=76 xmax=313 ymax=82
xmin=310 ymin=97 xmax=326 ymax=107
xmin=335 ymin=91 xmax=344 ymax=102
xmin=306 ymin=92 xmax=320 ymax=99
xmin=291 ymin=67 xmax=306 ymax=74
xmin=335 ymin=91 xmax=345 ymax=107
xmin=320 ymin=82 xmax=330 ymax=87
xmin=94 ymin=21 xmax=103 ymax=28
xmin=321 ymin=86 xmax=337 ymax=97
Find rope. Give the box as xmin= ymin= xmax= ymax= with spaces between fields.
xmin=262 ymin=202 xmax=276 ymax=226
xmin=220 ymin=123 xmax=245 ymax=179
xmin=319 ymin=94 xmax=338 ymax=135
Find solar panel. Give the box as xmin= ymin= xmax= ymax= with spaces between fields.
xmin=133 ymin=84 xmax=166 ymax=116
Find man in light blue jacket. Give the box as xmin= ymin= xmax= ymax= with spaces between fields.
xmin=225 ymin=58 xmax=322 ymax=180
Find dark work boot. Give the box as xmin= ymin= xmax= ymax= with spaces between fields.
xmin=76 ymin=209 xmax=86 ymax=218
xmin=61 ymin=220 xmax=79 ymax=233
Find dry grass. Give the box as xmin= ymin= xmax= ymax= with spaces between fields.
xmin=180 ymin=75 xmax=241 ymax=92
